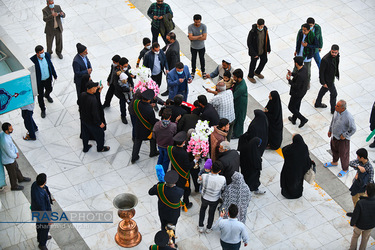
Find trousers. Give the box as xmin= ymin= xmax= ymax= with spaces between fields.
xmin=199 ymin=197 xmax=219 ymax=229
xmin=21 ymin=110 xmax=38 ymax=139
xmin=157 ymin=147 xmax=170 ymax=174
xmin=352 ymin=192 xmax=366 ymax=208
xmin=46 ymin=27 xmax=63 ymax=55
xmin=288 ymin=95 xmax=306 ymax=122
xmin=4 ymin=161 xmax=24 ymax=189
xmin=151 ymin=25 xmax=167 ymax=44
xmin=36 ymin=223 xmax=50 ymax=247
xmin=152 ymin=72 xmax=163 ymax=87
xmin=248 ymin=53 xmax=268 ymax=78
xmin=220 ymin=239 xmax=241 ymax=250
xmin=316 ymin=84 xmax=337 ymax=113
xmin=103 ymin=84 xmax=115 ymax=106
xmin=330 ymin=138 xmax=350 ymax=171
xmin=131 ymin=138 xmax=157 ymax=160
xmin=37 ymin=77 xmax=53 ymax=112
xmin=349 ymin=227 xmax=372 ymax=250
xmin=191 ymin=47 xmax=205 ymax=73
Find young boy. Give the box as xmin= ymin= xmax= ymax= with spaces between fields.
xmin=118 ymin=72 xmax=133 ymax=103
xmin=103 ymin=54 xmax=121 ymax=108
xmin=198 ymin=159 xmax=212 ymax=192
xmin=136 ymin=37 xmax=151 ymax=68
xmin=206 ymin=71 xmax=234 ymax=95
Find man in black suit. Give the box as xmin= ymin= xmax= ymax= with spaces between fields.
xmin=168 ymin=131 xmax=200 ymax=209
xmin=286 ymin=56 xmax=309 ymax=128
xmin=72 ymin=43 xmax=92 ymax=98
xmin=30 ymin=45 xmax=57 ymax=118
xmin=43 ymin=0 xmax=65 ymax=59
xmin=161 ymin=32 xmax=180 ymax=96
xmin=131 ymin=89 xmax=159 ymax=163
xmin=197 ymin=95 xmax=220 ymax=127
xmin=143 ymin=42 xmax=169 ymax=87
xmin=149 ymin=170 xmax=185 ymax=231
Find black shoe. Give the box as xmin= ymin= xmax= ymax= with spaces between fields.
xmin=83 ymin=144 xmax=92 ymax=153
xmin=131 ymin=155 xmax=139 ymax=164
xmin=370 ymin=142 xmax=375 ymax=148
xmin=35 ymin=128 xmax=39 ymax=132
xmin=314 ymin=103 xmax=327 ymax=108
xmin=47 ymin=51 xmax=53 ymax=55
xmin=11 ymin=185 xmax=24 ymax=191
xmin=346 ymin=212 xmax=353 ymax=217
xmin=19 ymin=177 xmax=31 ymax=183
xmin=98 ymin=146 xmax=110 ymax=152
xmin=299 ymin=119 xmax=308 ymax=128
xmin=161 ymin=90 xmax=169 ymax=96
xmin=41 ymin=110 xmax=46 ymax=118
xmin=191 ymin=73 xmax=195 ymax=80
xmin=153 ymin=105 xmax=159 ymax=112
xmin=47 ymin=235 xmax=52 ymax=240
xmin=57 ymin=54 xmax=63 ymax=59
xmin=185 ymin=202 xmax=193 ymax=209
xmin=102 ymin=103 xmax=110 ymax=109
xmin=288 ymin=116 xmax=296 ymax=125
xmin=331 ymin=110 xmax=335 ymax=114
xmin=149 ymin=151 xmax=160 ymax=157
xmin=46 ymin=96 xmax=53 ymax=103
xmin=121 ymin=116 xmax=128 ymax=124
xmin=202 ymin=73 xmax=207 ymax=80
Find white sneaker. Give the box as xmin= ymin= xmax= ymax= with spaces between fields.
xmin=254 ymin=189 xmax=266 ymax=195
xmin=198 ymin=226 xmax=204 ymax=233
xmin=205 ymin=228 xmax=212 ymax=234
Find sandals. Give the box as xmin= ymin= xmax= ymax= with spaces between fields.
xmin=337 ymin=170 xmax=349 ymax=177
xmin=323 ymin=162 xmax=338 ymax=168
xmin=98 ymin=146 xmax=110 ymax=152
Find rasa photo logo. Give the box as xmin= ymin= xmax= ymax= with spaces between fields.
xmin=31 ymin=211 xmax=113 ymax=223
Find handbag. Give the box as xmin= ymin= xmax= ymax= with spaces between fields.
xmin=304 ymin=160 xmax=316 ymax=184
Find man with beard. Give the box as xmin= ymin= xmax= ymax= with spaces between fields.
xmin=162 ymin=32 xmax=180 ymax=97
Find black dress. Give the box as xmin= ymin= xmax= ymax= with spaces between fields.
xmin=239 ymin=109 xmax=269 ymax=156
xmin=238 ymin=137 xmax=262 ymax=191
xmin=280 ymin=134 xmax=311 ymax=199
xmin=265 ymin=91 xmax=283 ymax=149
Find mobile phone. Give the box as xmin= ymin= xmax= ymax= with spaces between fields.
xmin=202 ymin=85 xmax=207 ymax=91
xmin=99 ymin=80 xmax=102 ymax=87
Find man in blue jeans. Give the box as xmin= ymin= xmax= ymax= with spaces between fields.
xmin=213 ymin=204 xmax=249 ymax=250
xmin=306 ymin=17 xmax=323 ymax=68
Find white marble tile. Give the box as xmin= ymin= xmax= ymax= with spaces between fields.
xmin=289 ymin=230 xmax=322 ymax=249
xmin=47 ymin=172 xmax=73 ymax=193
xmin=95 ymin=171 xmax=126 ymax=192
xmin=245 ymin=209 xmax=272 ymax=231
xmin=295 ymin=207 xmax=329 ymax=230
xmin=53 ymin=186 xmax=82 ymax=209
xmin=0 ymin=226 xmax=26 ymax=248
xmin=310 ymin=221 xmax=343 ymax=245
xmin=64 ymin=166 xmax=94 ymax=186
xmin=253 ymin=223 xmax=286 ymax=248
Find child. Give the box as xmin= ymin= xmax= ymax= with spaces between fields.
xmin=198 ymin=159 xmax=212 ymax=192
xmin=136 ymin=37 xmax=151 ymax=68
xmin=219 ymin=70 xmax=235 ymax=90
xmin=118 ymin=72 xmax=133 ymax=103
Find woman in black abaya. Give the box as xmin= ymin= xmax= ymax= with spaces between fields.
xmin=264 ymin=91 xmax=283 ymax=149
xmin=280 ymin=134 xmax=311 ymax=199
xmin=238 ymin=136 xmax=264 ymax=194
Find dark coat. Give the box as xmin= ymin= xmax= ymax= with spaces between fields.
xmin=31 ymin=182 xmax=52 ymax=212
xmin=170 ymin=105 xmax=187 ymax=123
xmin=217 ymin=150 xmax=240 ymax=185
xmin=177 ymin=113 xmax=200 ymax=132
xmin=289 ymin=66 xmax=308 ymax=98
xmin=134 ymin=100 xmax=159 ymax=140
xmin=295 ymin=29 xmax=319 ymax=60
xmin=42 ymin=5 xmax=65 ymax=34
xmin=200 ymin=103 xmax=220 ymax=127
xmin=247 ymin=24 xmax=271 ymax=57
xmin=265 ymin=91 xmax=283 ymax=149
xmin=350 ymin=196 xmax=375 ymax=230
xmin=79 ymin=92 xmax=102 ymax=127
xmin=370 ymin=102 xmax=375 ymax=131
xmin=149 ymin=183 xmax=184 ymax=227
xmin=319 ymin=52 xmax=340 ymax=86
xmin=163 ymin=40 xmax=180 ymax=70
xmin=72 ymin=54 xmax=92 ymax=84
xmin=30 ymin=53 xmax=57 ymax=86
xmin=280 ymin=134 xmax=311 ymax=199
xmin=143 ymin=50 xmax=169 ymax=73
xmin=167 ymin=66 xmax=191 ymax=100
xmin=169 ymin=146 xmax=195 ymax=189
xmin=238 ymin=137 xmax=262 ymax=191
xmin=241 ymin=110 xmax=269 ymax=156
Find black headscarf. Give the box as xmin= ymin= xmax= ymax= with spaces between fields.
xmin=80 ymin=74 xmax=91 ymax=94
xmin=265 ymin=91 xmax=283 ymax=149
xmin=280 ymin=134 xmax=311 ymax=199
xmin=244 ymin=109 xmax=268 ymax=156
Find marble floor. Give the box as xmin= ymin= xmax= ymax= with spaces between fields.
xmin=0 ymin=0 xmax=375 ymax=249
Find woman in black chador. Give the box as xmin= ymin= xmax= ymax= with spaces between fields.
xmin=239 ymin=136 xmax=264 ymax=194
xmin=280 ymin=134 xmax=311 ymax=199
xmin=264 ymin=91 xmax=283 ymax=149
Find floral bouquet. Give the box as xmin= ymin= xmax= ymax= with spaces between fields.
xmin=187 ymin=120 xmax=214 ymax=157
xmin=129 ymin=66 xmax=160 ymax=97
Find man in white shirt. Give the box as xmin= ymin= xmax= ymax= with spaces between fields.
xmin=198 ymin=161 xmax=226 ymax=233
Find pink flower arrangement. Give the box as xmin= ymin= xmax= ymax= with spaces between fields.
xmin=186 ymin=121 xmax=213 ymax=157
xmin=130 ymin=66 xmax=160 ymax=97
